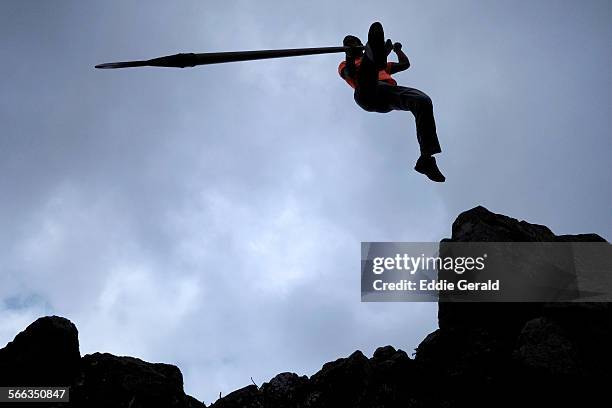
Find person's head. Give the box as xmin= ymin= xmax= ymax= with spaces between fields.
xmin=343 ymin=35 xmax=363 ymax=58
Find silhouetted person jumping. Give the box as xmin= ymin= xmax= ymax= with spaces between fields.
xmin=339 ymin=22 xmax=445 ymax=182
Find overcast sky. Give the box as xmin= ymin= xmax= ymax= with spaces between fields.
xmin=1 ymin=0 xmax=610 ymax=403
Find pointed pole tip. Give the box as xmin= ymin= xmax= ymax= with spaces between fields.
xmin=95 ymin=63 xmax=116 ymax=69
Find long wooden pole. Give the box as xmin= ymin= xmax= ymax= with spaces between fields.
xmin=95 ymin=46 xmax=364 ymax=69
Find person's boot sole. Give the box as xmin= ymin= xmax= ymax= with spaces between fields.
xmin=367 ymin=22 xmax=386 ymax=69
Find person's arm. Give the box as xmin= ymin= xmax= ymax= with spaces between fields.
xmin=342 ymin=52 xmax=357 ymax=79
xmin=389 ymin=42 xmax=410 ymax=74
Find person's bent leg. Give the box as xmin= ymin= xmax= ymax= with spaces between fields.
xmin=354 ymin=56 xmax=379 ymax=111
xmin=412 ymin=91 xmax=441 ymax=157
xmin=364 ymin=22 xmax=387 ymax=69
xmin=379 ymin=85 xmax=441 ymax=156
xmin=377 ymin=84 xmax=445 ymax=182
xmin=354 ymin=23 xmax=388 ymax=111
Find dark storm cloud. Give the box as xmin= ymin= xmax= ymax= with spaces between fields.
xmin=1 ymin=0 xmax=610 ymax=402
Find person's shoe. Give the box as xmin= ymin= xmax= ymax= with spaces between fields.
xmin=414 ymin=155 xmax=446 ymax=182
xmin=365 ymin=22 xmax=386 ymax=69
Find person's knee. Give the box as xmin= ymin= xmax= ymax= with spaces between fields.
xmin=418 ymin=95 xmax=433 ymax=108
xmin=412 ymin=95 xmax=433 ymax=113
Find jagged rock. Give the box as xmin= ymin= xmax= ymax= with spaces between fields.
xmin=72 ymin=352 xmax=201 ymax=408
xmin=0 ymin=317 xmax=203 ymax=408
xmin=439 ymin=206 xmax=607 ymax=332
xmin=261 ymin=372 xmax=309 ymax=406
xmin=366 ymin=346 xmax=416 ymax=408
xmin=209 ymin=384 xmax=262 ymax=408
xmin=416 ymin=205 xmax=610 ymax=407
xmin=416 ymin=327 xmax=508 ymax=378
xmin=371 ymin=345 xmax=396 ymax=361
xmin=210 ymin=347 xmax=417 ymax=408
xmin=449 ymin=205 xmax=604 ymax=244
xmin=304 ymin=347 xmax=417 ymax=407
xmin=187 ymin=395 xmax=207 ymax=408
xmin=0 ymin=316 xmax=80 ymax=387
xmin=307 ymin=350 xmax=371 ymax=405
xmin=450 ymin=205 xmax=557 ymax=242
xmin=513 ymin=317 xmax=581 ymax=376
xmin=0 ymin=206 xmax=607 ymax=407
xmin=414 ymin=326 xmax=512 ymax=407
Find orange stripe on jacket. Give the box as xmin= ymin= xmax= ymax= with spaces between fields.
xmin=338 ymin=57 xmax=397 ymax=89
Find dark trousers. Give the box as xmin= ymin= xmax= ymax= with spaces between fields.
xmin=353 ymin=56 xmax=442 ymax=156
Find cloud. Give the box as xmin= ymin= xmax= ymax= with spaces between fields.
xmin=1 ymin=0 xmax=610 ymax=402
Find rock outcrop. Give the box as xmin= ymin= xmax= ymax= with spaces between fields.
xmin=417 ymin=206 xmax=609 ymax=407
xmin=209 ymin=347 xmax=416 ymax=408
xmin=0 ymin=317 xmax=204 ymax=408
xmin=1 ymin=206 xmax=608 ymax=407
xmin=73 ymin=353 xmax=203 ymax=408
xmin=0 ymin=316 xmax=80 ymax=388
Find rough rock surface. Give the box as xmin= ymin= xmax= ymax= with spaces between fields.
xmin=211 ymin=208 xmax=609 ymax=407
xmin=209 ymin=347 xmax=416 ymax=408
xmin=72 ymin=353 xmax=200 ymax=408
xmin=0 ymin=316 xmax=204 ymax=408
xmin=1 ymin=206 xmax=608 ymax=407
xmin=0 ymin=316 xmax=80 ymax=387
xmin=417 ymin=206 xmax=610 ymax=407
